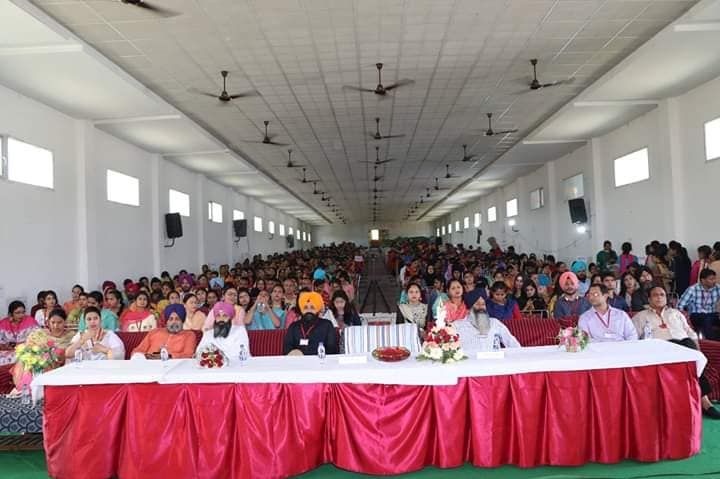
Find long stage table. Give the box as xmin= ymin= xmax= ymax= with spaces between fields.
xmin=35 ymin=340 xmax=706 ymax=479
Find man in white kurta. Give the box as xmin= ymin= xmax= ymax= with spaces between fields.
xmin=195 ymin=301 xmax=251 ymax=360
xmin=453 ymin=296 xmax=521 ymax=353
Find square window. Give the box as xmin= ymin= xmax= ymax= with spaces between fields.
xmin=563 ymin=174 xmax=584 ymax=200
xmin=463 ymin=217 xmax=469 ymax=229
xmin=7 ymin=137 xmax=54 ymax=189
xmin=253 ymin=216 xmax=263 ymax=232
xmin=436 ymin=227 xmax=440 ymax=237
xmin=169 ymin=189 xmax=190 ymax=217
xmin=614 ymin=148 xmax=650 ymax=187
xmin=705 ymin=117 xmax=720 ymax=161
xmin=208 ymin=202 xmax=223 ymax=223
xmin=233 ymin=210 xmax=244 ymax=221
xmin=107 ymin=170 xmax=139 ymax=206
xmin=268 ymin=220 xmax=275 ymax=234
xmin=302 ymin=231 xmax=307 ymax=241
xmin=308 ymin=233 xmax=311 ymax=242
xmin=530 ymin=188 xmax=544 ymax=210
xmin=506 ymin=198 xmax=518 ymax=217
xmin=474 ymin=212 xmax=481 ymax=227
xmin=279 ymin=224 xmax=285 ymax=236
xmin=488 ymin=206 xmax=497 ymax=222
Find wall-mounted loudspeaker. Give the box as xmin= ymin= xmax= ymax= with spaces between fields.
xmin=435 ymin=236 xmax=442 ymax=247
xmin=568 ymin=198 xmax=588 ymax=224
xmin=165 ymin=213 xmax=183 ymax=239
xmin=476 ymin=229 xmax=482 ymax=244
xmin=233 ymin=219 xmax=247 ymax=238
xmin=286 ymin=234 xmax=295 ymax=249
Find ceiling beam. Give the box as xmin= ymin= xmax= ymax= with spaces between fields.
xmin=93 ymin=114 xmax=182 ymax=125
xmin=522 ymin=139 xmax=588 ymax=145
xmin=0 ymin=44 xmax=82 ymax=56
xmin=573 ymin=100 xmax=660 ymax=107
xmin=162 ymin=149 xmax=230 ymax=157
xmin=673 ymin=20 xmax=720 ymax=32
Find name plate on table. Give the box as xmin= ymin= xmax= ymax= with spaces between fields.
xmin=476 ymin=351 xmax=505 ymax=359
xmin=338 ymin=355 xmax=368 ymax=365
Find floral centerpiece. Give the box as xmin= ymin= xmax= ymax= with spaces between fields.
xmin=417 ymin=314 xmax=467 ymax=364
xmin=15 ymin=329 xmax=66 ymax=374
xmin=557 ymin=327 xmax=589 ymax=352
xmin=195 ymin=344 xmax=228 ymax=368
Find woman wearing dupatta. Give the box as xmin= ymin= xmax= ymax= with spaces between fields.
xmin=432 ymin=279 xmax=468 ymax=323
xmin=119 ymin=291 xmax=157 ymax=332
xmin=396 ymin=283 xmax=429 ymax=328
xmin=0 ymin=301 xmax=38 ymax=347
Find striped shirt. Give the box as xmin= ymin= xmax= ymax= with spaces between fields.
xmin=677 ymin=283 xmax=720 ymax=314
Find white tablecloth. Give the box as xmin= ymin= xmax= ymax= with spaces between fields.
xmin=33 ymin=339 xmax=706 ymax=388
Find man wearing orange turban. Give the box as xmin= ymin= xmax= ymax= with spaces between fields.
xmin=283 ymin=292 xmax=338 ymax=355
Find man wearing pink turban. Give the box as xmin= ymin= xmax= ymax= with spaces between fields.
xmin=553 ymin=271 xmax=591 ymax=318
xmin=195 ymin=302 xmax=250 ymax=360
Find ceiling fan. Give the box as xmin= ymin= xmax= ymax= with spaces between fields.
xmin=434 ymin=177 xmax=450 ymax=191
xmin=484 ymin=113 xmax=519 ymax=137
xmin=296 ymin=167 xmax=317 ymax=184
xmin=426 ymin=188 xmax=432 ymax=198
xmin=372 ymin=165 xmax=383 ymax=182
xmin=372 ymin=186 xmax=385 ymax=194
xmin=190 ymin=71 xmax=257 ymax=102
xmin=460 ymin=144 xmax=477 ymax=162
xmin=444 ymin=164 xmax=459 ymax=179
xmin=361 ymin=145 xmax=397 ymax=165
xmin=248 ymin=120 xmax=288 ymax=146
xmin=370 ymin=117 xmax=405 ymax=140
xmin=118 ymin=0 xmax=179 ymax=17
xmin=342 ymin=62 xmax=415 ymax=97
xmin=524 ymin=58 xmax=575 ymax=91
xmin=312 ymin=182 xmax=320 ymax=195
xmin=273 ymin=148 xmax=305 ymax=168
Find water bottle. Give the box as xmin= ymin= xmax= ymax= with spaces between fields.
xmin=644 ymin=320 xmax=653 ymax=340
xmin=492 ymin=335 xmax=502 ymax=351
xmin=317 ymin=341 xmax=326 ymax=364
xmin=160 ymin=345 xmax=169 ymax=362
xmin=74 ymin=348 xmax=83 ymax=366
xmin=21 ymin=384 xmax=31 ymax=406
xmin=238 ymin=344 xmax=249 ymax=366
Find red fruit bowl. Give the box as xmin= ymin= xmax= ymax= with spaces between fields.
xmin=372 ymin=346 xmax=411 ymax=362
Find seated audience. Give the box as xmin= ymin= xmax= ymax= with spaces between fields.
xmin=0 ymin=301 xmax=37 ymax=347
xmin=324 ymin=290 xmax=361 ymax=328
xmin=131 ymin=304 xmax=196 ymax=359
xmin=396 ymin=283 xmax=430 ymax=327
xmin=578 ymin=284 xmax=638 ymax=342
xmin=63 ymin=284 xmax=85 ymax=314
xmin=182 ymin=293 xmax=207 ymax=331
xmin=120 ymin=291 xmax=157 ymax=332
xmin=571 ymin=261 xmax=591 ymax=296
xmin=66 ymin=306 xmax=125 ymax=361
xmin=246 ymin=288 xmax=285 ymax=330
xmin=433 ymin=279 xmax=468 ymax=323
xmin=603 ymin=273 xmax=628 ymax=312
xmin=454 ymin=296 xmax=521 ymax=353
xmin=678 ymin=268 xmax=720 ymax=340
xmin=518 ymin=281 xmax=547 ymax=313
xmin=486 ymin=281 xmax=522 ymax=320
xmin=34 ymin=290 xmax=59 ymax=327
xmin=553 ymin=272 xmax=591 ymax=318
xmin=196 ymin=301 xmax=250 ymax=360
xmin=78 ymin=291 xmax=119 ymax=331
xmin=284 ymin=292 xmax=337 ymax=355
xmin=620 ymin=272 xmax=648 ymax=312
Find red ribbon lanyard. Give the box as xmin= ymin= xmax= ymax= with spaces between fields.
xmin=654 ymin=309 xmax=668 ymax=328
xmin=594 ymin=309 xmax=611 ymax=329
xmin=300 ymin=322 xmax=316 ymax=339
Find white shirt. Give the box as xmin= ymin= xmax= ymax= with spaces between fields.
xmin=453 ymin=314 xmax=521 ymax=354
xmin=70 ymin=330 xmax=125 ymax=360
xmin=196 ymin=324 xmax=251 ymax=361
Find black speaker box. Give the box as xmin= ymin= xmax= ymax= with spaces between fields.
xmin=165 ymin=213 xmax=183 ymax=239
xmin=568 ymin=198 xmax=588 ymax=224
xmin=233 ymin=219 xmax=247 ymax=237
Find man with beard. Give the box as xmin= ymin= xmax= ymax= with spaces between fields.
xmin=131 ymin=304 xmax=196 ymax=359
xmin=283 ymin=292 xmax=337 ymax=355
xmin=195 ymin=301 xmax=250 ymax=360
xmin=553 ymin=272 xmax=591 ymax=318
xmin=453 ymin=294 xmax=520 ymax=353
xmin=571 ymin=260 xmax=591 ymax=296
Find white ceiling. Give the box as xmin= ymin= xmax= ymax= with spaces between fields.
xmin=6 ymin=0 xmax=719 ymax=224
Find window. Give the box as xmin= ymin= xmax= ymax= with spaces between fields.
xmin=107 ymin=170 xmax=139 ymax=206
xmin=614 ymin=148 xmax=650 ymax=187
xmin=441 ymin=225 xmax=446 ymax=235
xmin=488 ymin=206 xmax=497 ymax=222
xmin=463 ymin=217 xmax=470 ymax=229
xmin=308 ymin=233 xmax=312 ymax=242
xmin=207 ymin=201 xmax=223 ymax=223
xmin=506 ymin=198 xmax=518 ymax=217
xmin=448 ymin=223 xmax=452 ymax=234
xmin=296 ymin=229 xmax=301 ymax=240
xmin=436 ymin=227 xmax=440 ymax=237
xmin=6 ymin=137 xmax=54 ymax=189
xmin=474 ymin=212 xmax=481 ymax=227
xmin=370 ymin=229 xmax=380 ymax=241
xmin=706 ymin=117 xmax=720 ymax=161
xmin=233 ymin=210 xmax=244 ymax=221
xmin=168 ymin=189 xmax=190 ymax=217
xmin=563 ymin=174 xmax=584 ymax=200
xmin=288 ymin=226 xmax=294 ymax=236
xmin=302 ymin=231 xmax=307 ymax=241
xmin=268 ymin=220 xmax=275 ymax=234
xmin=253 ymin=216 xmax=263 ymax=232
xmin=279 ymin=224 xmax=285 ymax=236
xmin=455 ymin=220 xmax=461 ymax=231
xmin=530 ymin=188 xmax=544 ymax=210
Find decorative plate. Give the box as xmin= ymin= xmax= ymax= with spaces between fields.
xmin=372 ymin=346 xmax=411 ymax=362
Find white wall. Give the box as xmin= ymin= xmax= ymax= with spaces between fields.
xmin=436 ymin=73 xmax=720 ymax=264
xmin=0 ymin=84 xmax=309 ymax=311
xmin=312 ymin=221 xmax=433 ymax=247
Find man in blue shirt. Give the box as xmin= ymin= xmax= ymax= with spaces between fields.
xmin=603 ymin=272 xmax=628 ymax=312
xmin=553 ymin=272 xmax=591 ymax=318
xmin=678 ymin=268 xmax=720 ymax=340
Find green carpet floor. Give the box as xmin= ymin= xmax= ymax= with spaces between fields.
xmin=2 ymin=418 xmax=719 ymax=478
